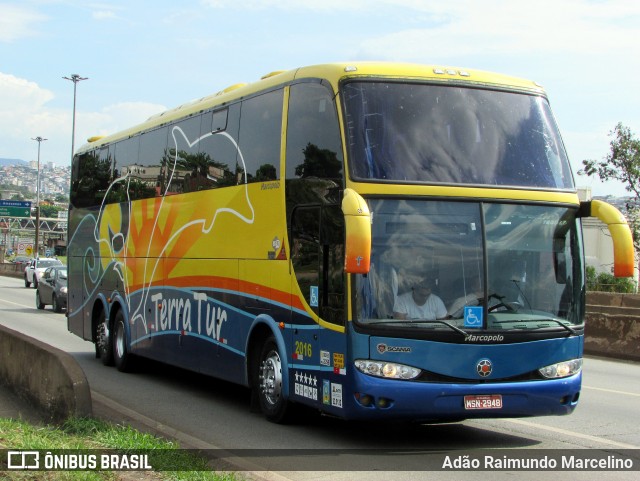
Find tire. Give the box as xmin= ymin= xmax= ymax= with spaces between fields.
xmin=96 ymin=309 xmax=114 ymax=366
xmin=52 ymin=295 xmax=62 ymax=313
xmin=113 ymin=310 xmax=135 ymax=372
xmin=33 ymin=278 xmax=38 ymax=289
xmin=36 ymin=291 xmax=45 ymax=310
xmin=254 ymin=336 xmax=291 ymax=423
xmin=25 ymin=276 xmax=31 ymax=288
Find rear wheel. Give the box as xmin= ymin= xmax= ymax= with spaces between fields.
xmin=96 ymin=309 xmax=114 ymax=366
xmin=113 ymin=310 xmax=134 ymax=372
xmin=52 ymin=295 xmax=62 ymax=313
xmin=255 ymin=336 xmax=291 ymax=423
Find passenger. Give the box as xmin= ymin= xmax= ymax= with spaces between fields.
xmin=393 ymin=277 xmax=447 ymax=320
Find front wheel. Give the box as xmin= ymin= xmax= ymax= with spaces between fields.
xmin=25 ymin=276 xmax=31 ymax=288
xmin=113 ymin=310 xmax=134 ymax=372
xmin=35 ymin=291 xmax=45 ymax=310
xmin=254 ymin=336 xmax=291 ymax=423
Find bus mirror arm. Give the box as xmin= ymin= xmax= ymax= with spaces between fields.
xmin=579 ymin=200 xmax=635 ymax=277
xmin=342 ymin=188 xmax=371 ymax=274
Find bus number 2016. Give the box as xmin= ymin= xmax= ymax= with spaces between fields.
xmin=295 ymin=341 xmax=313 ymax=359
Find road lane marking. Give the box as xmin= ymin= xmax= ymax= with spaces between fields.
xmin=0 ymin=298 xmax=32 ymax=308
xmin=583 ymin=385 xmax=640 ymax=397
xmin=500 ymin=418 xmax=639 ymax=449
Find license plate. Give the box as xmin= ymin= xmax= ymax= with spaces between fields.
xmin=464 ymin=394 xmax=503 ymax=410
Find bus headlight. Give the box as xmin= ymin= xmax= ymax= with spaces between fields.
xmin=355 ymin=359 xmax=421 ymax=380
xmin=538 ymin=358 xmax=582 ymax=379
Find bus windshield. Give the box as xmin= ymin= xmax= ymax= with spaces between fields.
xmin=355 ymin=199 xmax=584 ymax=334
xmin=343 ymin=81 xmax=574 ymax=189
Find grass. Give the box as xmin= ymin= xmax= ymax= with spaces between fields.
xmin=0 ymin=417 xmax=243 ymax=481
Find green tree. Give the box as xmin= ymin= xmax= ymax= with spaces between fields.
xmin=580 ymin=123 xmax=640 ymax=252
xmin=39 ymin=204 xmax=63 ymax=218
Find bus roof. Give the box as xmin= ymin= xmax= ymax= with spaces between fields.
xmin=77 ymin=62 xmax=546 ymax=154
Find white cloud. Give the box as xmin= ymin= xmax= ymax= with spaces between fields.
xmin=356 ymin=0 xmax=640 ymax=60
xmin=92 ymin=10 xmax=117 ymax=20
xmin=0 ymin=5 xmax=46 ymax=42
xmin=0 ymin=72 xmax=165 ymax=165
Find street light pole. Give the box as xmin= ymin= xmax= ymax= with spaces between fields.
xmin=31 ymin=136 xmax=47 ymax=257
xmin=63 ymin=74 xmax=88 ymax=162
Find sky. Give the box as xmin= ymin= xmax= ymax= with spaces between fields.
xmin=1 ymin=0 xmax=639 ymax=197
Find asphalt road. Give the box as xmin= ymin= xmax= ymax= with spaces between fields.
xmin=1 ymin=275 xmax=639 ymax=480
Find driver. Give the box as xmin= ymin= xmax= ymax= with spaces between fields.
xmin=393 ymin=277 xmax=447 ymax=321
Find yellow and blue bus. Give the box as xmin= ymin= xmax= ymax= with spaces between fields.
xmin=68 ymin=63 xmax=634 ymax=423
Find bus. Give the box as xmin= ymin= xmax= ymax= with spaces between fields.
xmin=67 ymin=63 xmax=635 ymax=423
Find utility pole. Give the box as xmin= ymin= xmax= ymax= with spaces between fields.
xmin=31 ymin=136 xmax=47 ymax=257
xmin=63 ymin=74 xmax=88 ymax=162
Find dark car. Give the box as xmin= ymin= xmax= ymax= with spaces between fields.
xmin=36 ymin=266 xmax=68 ymax=312
xmin=13 ymin=255 xmax=33 ymax=267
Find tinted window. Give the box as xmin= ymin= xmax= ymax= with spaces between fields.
xmin=286 ymin=82 xmax=343 ymax=181
xmin=70 ymin=150 xmax=114 ymax=208
xmin=344 ymin=82 xmax=574 ymax=189
xmin=198 ymin=105 xmax=241 ymax=189
xmin=285 ymin=82 xmax=344 ymax=226
xmin=238 ymin=89 xmax=283 ymax=183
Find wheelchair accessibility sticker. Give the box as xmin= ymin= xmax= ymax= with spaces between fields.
xmin=464 ymin=306 xmax=483 ymax=328
xmin=310 ymin=286 xmax=319 ymax=307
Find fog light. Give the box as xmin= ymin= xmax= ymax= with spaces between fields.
xmin=355 ymin=393 xmax=374 ymax=407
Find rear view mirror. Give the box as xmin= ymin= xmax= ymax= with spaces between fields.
xmin=342 ymin=188 xmax=371 ymax=274
xmin=580 ymin=200 xmax=635 ymax=277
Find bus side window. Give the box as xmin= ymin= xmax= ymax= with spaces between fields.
xmin=238 ymin=89 xmax=283 ymax=184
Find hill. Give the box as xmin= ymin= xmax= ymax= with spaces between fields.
xmin=0 ymin=158 xmax=27 ymax=167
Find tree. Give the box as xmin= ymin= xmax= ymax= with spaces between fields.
xmin=579 ymin=123 xmax=640 ymax=252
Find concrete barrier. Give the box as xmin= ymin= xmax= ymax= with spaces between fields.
xmin=584 ymin=292 xmax=640 ymax=362
xmin=0 ymin=262 xmax=27 ymax=280
xmin=0 ymin=324 xmax=92 ymax=422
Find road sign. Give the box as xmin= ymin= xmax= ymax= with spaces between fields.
xmin=0 ymin=200 xmax=32 ymax=218
xmin=0 ymin=200 xmax=31 ymax=208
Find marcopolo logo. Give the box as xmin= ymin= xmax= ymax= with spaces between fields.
xmin=464 ymin=334 xmax=505 ymax=343
xmin=377 ymin=343 xmax=412 ymax=354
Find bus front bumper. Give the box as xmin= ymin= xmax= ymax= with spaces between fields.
xmin=342 ymin=370 xmax=581 ymax=421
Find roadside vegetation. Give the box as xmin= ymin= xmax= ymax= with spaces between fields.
xmin=0 ymin=416 xmax=242 ymax=481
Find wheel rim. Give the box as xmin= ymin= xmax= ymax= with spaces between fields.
xmin=97 ymin=321 xmax=109 ymax=353
xmin=115 ymin=323 xmax=126 ymax=359
xmin=259 ymin=349 xmax=283 ymax=406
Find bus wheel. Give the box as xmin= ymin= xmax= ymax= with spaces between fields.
xmin=113 ymin=310 xmax=134 ymax=372
xmin=96 ymin=310 xmax=114 ymax=366
xmin=256 ymin=336 xmax=290 ymax=423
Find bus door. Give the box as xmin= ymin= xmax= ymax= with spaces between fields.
xmin=290 ymin=204 xmax=347 ymax=406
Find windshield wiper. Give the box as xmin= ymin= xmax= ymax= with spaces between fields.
xmin=368 ymin=319 xmax=468 ymax=337
xmin=491 ymin=318 xmax=577 ymax=335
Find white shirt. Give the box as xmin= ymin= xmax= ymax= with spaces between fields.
xmin=393 ymin=292 xmax=447 ymax=320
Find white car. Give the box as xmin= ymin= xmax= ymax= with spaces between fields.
xmin=24 ymin=257 xmax=63 ymax=289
